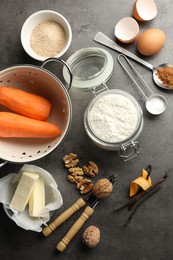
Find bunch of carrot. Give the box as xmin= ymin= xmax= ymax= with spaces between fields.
xmin=0 ymin=86 xmax=61 ymax=138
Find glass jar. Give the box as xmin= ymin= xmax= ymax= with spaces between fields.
xmin=84 ymin=85 xmax=143 ymax=161
xmin=63 ymin=47 xmax=114 ymax=89
xmin=63 ymin=47 xmax=143 ymax=160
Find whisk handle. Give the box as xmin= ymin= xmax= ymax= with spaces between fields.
xmin=56 ymin=206 xmax=94 ymax=252
xmin=42 ymin=198 xmax=86 ymax=237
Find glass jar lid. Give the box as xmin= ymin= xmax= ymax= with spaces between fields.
xmin=63 ymin=47 xmax=114 ymax=89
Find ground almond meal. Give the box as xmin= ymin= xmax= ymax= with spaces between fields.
xmin=30 ymin=20 xmax=67 ymax=57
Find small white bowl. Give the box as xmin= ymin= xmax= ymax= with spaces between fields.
xmin=21 ymin=10 xmax=72 ymax=61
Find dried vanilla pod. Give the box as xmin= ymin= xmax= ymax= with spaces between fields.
xmin=77 ymin=179 xmax=94 ymax=194
xmin=83 ymin=161 xmax=99 ymax=178
xmin=63 ymin=153 xmax=79 ymax=168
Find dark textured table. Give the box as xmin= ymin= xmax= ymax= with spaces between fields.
xmin=0 ymin=1 xmax=173 ymax=259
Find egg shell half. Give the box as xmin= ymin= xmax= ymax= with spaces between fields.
xmin=114 ymin=17 xmax=139 ymax=43
xmin=137 ymin=29 xmax=166 ymax=56
xmin=133 ymin=0 xmax=157 ymax=21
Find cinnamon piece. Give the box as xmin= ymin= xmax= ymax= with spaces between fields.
xmin=156 ymin=67 xmax=173 ymax=87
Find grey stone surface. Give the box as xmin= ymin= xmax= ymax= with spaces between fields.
xmin=0 ymin=0 xmax=173 ymax=259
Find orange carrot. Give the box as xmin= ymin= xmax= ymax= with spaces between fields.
xmin=0 ymin=86 xmax=52 ymax=121
xmin=0 ymin=112 xmax=61 ymax=138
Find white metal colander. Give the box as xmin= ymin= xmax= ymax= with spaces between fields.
xmin=0 ymin=58 xmax=72 ymax=164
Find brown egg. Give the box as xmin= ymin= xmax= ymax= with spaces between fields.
xmin=133 ymin=0 xmax=157 ymax=21
xmin=137 ymin=29 xmax=166 ymax=56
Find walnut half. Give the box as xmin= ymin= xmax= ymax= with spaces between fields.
xmin=67 ymin=167 xmax=84 ymax=184
xmin=77 ymin=179 xmax=94 ymax=194
xmin=83 ymin=161 xmax=99 ymax=178
xmin=63 ymin=153 xmax=79 ymax=168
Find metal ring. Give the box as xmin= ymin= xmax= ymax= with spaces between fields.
xmin=41 ymin=57 xmax=73 ymax=91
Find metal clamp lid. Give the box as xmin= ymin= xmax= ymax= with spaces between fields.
xmin=118 ymin=141 xmax=140 ymax=161
xmin=92 ymin=83 xmax=108 ymax=96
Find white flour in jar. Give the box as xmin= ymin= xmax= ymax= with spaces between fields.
xmin=88 ymin=93 xmax=138 ymax=143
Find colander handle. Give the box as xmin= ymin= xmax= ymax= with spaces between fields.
xmin=41 ymin=58 xmax=73 ymax=91
xmin=0 ymin=160 xmax=7 ymax=168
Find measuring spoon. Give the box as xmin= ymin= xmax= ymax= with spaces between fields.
xmin=118 ymin=54 xmax=167 ymax=115
xmin=94 ymin=31 xmax=173 ymax=90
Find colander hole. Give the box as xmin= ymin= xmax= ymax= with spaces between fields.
xmin=37 ymin=151 xmax=41 ymax=154
xmin=27 ymin=72 xmax=32 ymax=75
xmin=29 ymin=80 xmax=34 ymax=84
xmin=0 ymin=80 xmax=2 ymax=83
xmin=22 ymin=152 xmax=26 ymax=155
xmin=16 ymin=81 xmax=20 ymax=84
xmin=13 ymin=74 xmax=16 ymax=76
xmin=21 ymin=76 xmax=25 ymax=79
xmin=48 ymin=145 xmax=51 ymax=148
xmin=29 ymin=155 xmax=32 ymax=157
xmin=7 ymin=80 xmax=11 ymax=83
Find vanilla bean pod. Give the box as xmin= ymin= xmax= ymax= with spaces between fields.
xmin=113 ymin=173 xmax=167 ymax=213
xmin=128 ymin=165 xmax=152 ymax=210
xmin=124 ymin=186 xmax=161 ymax=227
xmin=146 ymin=164 xmax=152 ymax=179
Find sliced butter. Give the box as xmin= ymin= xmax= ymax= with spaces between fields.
xmin=29 ymin=177 xmax=45 ymax=217
xmin=10 ymin=171 xmax=39 ymax=212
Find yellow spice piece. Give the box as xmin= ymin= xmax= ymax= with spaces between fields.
xmin=129 ymin=169 xmax=152 ymax=197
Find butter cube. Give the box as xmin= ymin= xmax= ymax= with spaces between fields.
xmin=10 ymin=171 xmax=39 ymax=212
xmin=29 ymin=177 xmax=45 ymax=217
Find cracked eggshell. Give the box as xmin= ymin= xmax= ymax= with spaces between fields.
xmin=137 ymin=29 xmax=166 ymax=56
xmin=114 ymin=17 xmax=139 ymax=43
xmin=133 ymin=0 xmax=157 ymax=21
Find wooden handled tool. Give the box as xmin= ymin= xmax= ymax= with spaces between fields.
xmin=42 ymin=175 xmax=116 ymax=238
xmin=56 ymin=200 xmax=98 ymax=252
xmin=42 ymin=197 xmax=86 ymax=237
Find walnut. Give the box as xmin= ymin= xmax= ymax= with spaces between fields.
xmin=83 ymin=161 xmax=99 ymax=178
xmin=77 ymin=179 xmax=94 ymax=194
xmin=67 ymin=174 xmax=84 ymax=184
xmin=68 ymin=167 xmax=84 ymax=176
xmin=92 ymin=178 xmax=113 ymax=199
xmin=63 ymin=153 xmax=79 ymax=168
xmin=67 ymin=167 xmax=84 ymax=184
xmin=82 ymin=226 xmax=100 ymax=248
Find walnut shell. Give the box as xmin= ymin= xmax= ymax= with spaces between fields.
xmin=92 ymin=178 xmax=113 ymax=199
xmin=82 ymin=226 xmax=100 ymax=248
